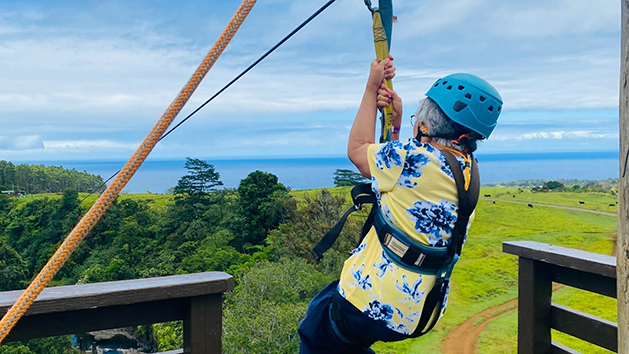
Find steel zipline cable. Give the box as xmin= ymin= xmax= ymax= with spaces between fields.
xmin=81 ymin=0 xmax=338 ymax=203
xmin=0 ymin=0 xmax=258 ymax=343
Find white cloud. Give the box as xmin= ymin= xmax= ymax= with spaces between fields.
xmin=492 ymin=130 xmax=618 ymax=141
xmin=396 ymin=0 xmax=482 ymax=38
xmin=44 ymin=139 xmax=138 ymax=150
xmin=396 ymin=0 xmax=618 ymax=39
xmin=488 ymin=0 xmax=618 ymax=38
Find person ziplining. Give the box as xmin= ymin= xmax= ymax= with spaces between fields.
xmin=0 ymin=0 xmax=504 ymax=349
xmin=300 ymin=1 xmax=503 ymax=352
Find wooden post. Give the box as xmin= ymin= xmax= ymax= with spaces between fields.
xmin=183 ymin=294 xmax=223 ymax=354
xmin=517 ymin=258 xmax=552 ymax=354
xmin=619 ymin=1 xmax=629 ymax=353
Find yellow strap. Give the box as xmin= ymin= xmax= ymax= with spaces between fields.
xmin=0 ymin=0 xmax=257 ymax=343
xmin=439 ymin=145 xmax=472 ymax=191
xmin=372 ymin=11 xmax=394 ymax=141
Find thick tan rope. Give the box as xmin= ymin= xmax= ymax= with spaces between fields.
xmin=0 ymin=0 xmax=257 ymax=343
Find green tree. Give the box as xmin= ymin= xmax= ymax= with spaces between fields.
xmin=0 ymin=161 xmax=102 ymax=194
xmin=236 ymin=171 xmax=291 ymax=248
xmin=5 ymin=197 xmax=59 ymax=273
xmin=0 ymin=337 xmax=79 ymax=354
xmin=0 ymin=240 xmax=28 ymax=291
xmin=267 ymin=189 xmax=363 ymax=273
xmin=153 ymin=321 xmax=183 ymax=352
xmin=223 ymin=259 xmax=330 ymax=354
xmin=333 ymin=168 xmax=369 ymax=187
xmin=173 ymin=158 xmax=223 ymax=199
xmin=543 ymin=180 xmax=564 ymax=191
xmin=0 ymin=160 xmax=16 ymax=189
xmin=0 ymin=344 xmax=33 ymax=354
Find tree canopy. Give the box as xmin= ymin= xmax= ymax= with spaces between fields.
xmin=0 ymin=160 xmax=103 ymax=194
xmin=333 ymin=168 xmax=368 ymax=187
xmin=237 ymin=171 xmax=291 ymax=248
xmin=173 ymin=158 xmax=223 ymax=198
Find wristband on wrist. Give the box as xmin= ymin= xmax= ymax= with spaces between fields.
xmin=392 ymin=125 xmax=401 ymax=133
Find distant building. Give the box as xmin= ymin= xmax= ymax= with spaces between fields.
xmin=1 ymin=190 xmax=25 ymax=197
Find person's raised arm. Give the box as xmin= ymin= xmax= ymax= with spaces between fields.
xmin=347 ymin=58 xmax=401 ymax=177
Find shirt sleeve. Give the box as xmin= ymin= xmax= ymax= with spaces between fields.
xmin=367 ymin=141 xmax=407 ymax=192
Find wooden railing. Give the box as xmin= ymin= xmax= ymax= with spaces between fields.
xmin=503 ymin=241 xmax=617 ymax=354
xmin=0 ymin=272 xmax=233 ymax=354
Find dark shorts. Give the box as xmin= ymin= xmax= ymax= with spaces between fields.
xmin=298 ymin=281 xmax=408 ymax=354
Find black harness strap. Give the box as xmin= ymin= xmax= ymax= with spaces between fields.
xmin=441 ymin=150 xmax=479 ymax=258
xmin=329 ymin=295 xmax=370 ymax=345
xmin=412 ymin=278 xmax=445 ymax=337
xmin=411 ymin=150 xmax=480 ymax=337
xmin=310 ymin=183 xmax=375 ymax=261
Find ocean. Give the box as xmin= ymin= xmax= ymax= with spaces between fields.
xmin=42 ymin=151 xmax=620 ymax=194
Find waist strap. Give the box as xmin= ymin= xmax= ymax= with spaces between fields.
xmin=373 ymin=209 xmax=451 ymax=273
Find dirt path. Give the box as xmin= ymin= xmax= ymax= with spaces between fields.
xmin=442 ymin=284 xmax=565 ymax=354
xmin=441 ymin=299 xmax=518 ymax=354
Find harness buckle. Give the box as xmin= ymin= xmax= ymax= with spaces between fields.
xmin=414 ymin=253 xmax=426 ymax=266
xmin=383 ymin=232 xmax=427 ymax=267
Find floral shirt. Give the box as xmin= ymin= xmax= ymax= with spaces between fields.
xmin=338 ymin=138 xmax=474 ymax=335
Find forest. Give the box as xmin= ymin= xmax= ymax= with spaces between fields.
xmin=0 ymin=160 xmax=104 ymax=194
xmin=0 ymin=158 xmax=364 ymax=353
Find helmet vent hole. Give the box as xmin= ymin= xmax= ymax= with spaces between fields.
xmin=446 ymin=85 xmax=453 ymax=90
xmin=465 ymin=93 xmax=472 ymax=99
xmin=453 ymin=101 xmax=468 ymax=112
xmin=458 ymin=85 xmax=465 ymax=90
xmin=488 ymin=106 xmax=494 ymax=112
xmin=442 ymin=81 xmax=448 ymax=85
xmin=497 ymin=106 xmax=501 ymax=112
xmin=434 ymin=83 xmax=439 ymax=87
xmin=479 ymin=96 xmax=487 ymax=102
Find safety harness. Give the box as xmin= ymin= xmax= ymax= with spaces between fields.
xmin=312 ymin=148 xmax=480 ymax=339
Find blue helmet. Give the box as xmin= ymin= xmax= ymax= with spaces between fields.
xmin=425 ymin=73 xmax=502 ymax=139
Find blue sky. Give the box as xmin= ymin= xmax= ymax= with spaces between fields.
xmin=0 ymin=0 xmax=621 ymax=162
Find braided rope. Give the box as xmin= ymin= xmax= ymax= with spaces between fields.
xmin=0 ymin=0 xmax=257 ymax=343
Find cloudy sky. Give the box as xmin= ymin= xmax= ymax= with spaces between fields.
xmin=0 ymin=0 xmax=621 ymax=163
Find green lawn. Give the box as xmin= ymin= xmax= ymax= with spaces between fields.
xmin=81 ymin=192 xmax=174 ymax=211
xmin=12 ymin=192 xmax=174 ymax=212
xmin=481 ymin=186 xmax=618 ymax=213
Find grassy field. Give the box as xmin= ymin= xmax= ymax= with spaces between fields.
xmin=12 ymin=192 xmax=174 ymax=211
xmin=482 ymin=186 xmax=618 ymax=213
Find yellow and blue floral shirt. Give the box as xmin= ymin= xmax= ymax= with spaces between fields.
xmin=338 ymin=138 xmax=474 ymax=335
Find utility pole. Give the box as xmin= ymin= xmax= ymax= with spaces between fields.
xmin=619 ymin=1 xmax=629 ymax=353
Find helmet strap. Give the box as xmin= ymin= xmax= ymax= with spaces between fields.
xmin=452 ymin=134 xmax=471 ymax=146
xmin=415 ymin=132 xmax=479 ymax=155
xmin=416 ymin=124 xmax=459 ymax=141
